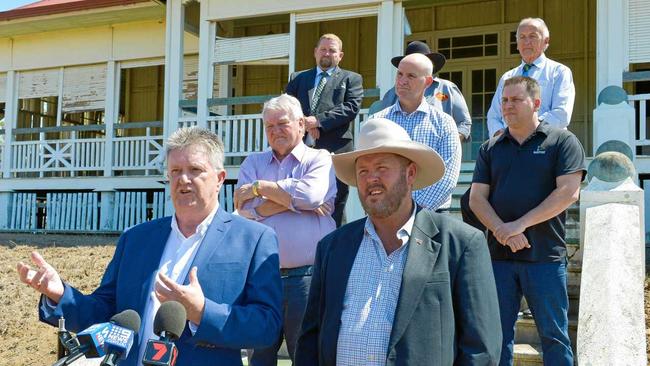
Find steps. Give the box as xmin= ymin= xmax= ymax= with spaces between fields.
xmin=452 ymin=161 xmax=582 ymax=365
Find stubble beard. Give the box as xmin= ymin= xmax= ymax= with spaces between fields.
xmin=359 ymin=172 xmax=409 ymax=219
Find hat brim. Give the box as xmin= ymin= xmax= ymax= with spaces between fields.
xmin=391 ymin=52 xmax=447 ymax=74
xmin=332 ymin=143 xmax=445 ymax=189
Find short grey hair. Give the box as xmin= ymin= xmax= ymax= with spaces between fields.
xmin=166 ymin=127 xmax=224 ymax=171
xmin=263 ymin=94 xmax=304 ymax=122
xmin=517 ymin=18 xmax=550 ymax=51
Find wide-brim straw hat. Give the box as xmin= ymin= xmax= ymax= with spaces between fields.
xmin=332 ymin=118 xmax=445 ymax=189
xmin=390 ymin=40 xmax=446 ymax=74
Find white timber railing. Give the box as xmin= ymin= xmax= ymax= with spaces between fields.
xmin=112 ymin=122 xmax=164 ymax=175
xmin=11 ymin=135 xmax=105 ymax=176
xmin=629 ymin=93 xmax=650 ymax=153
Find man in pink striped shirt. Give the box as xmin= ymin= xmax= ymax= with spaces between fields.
xmin=235 ymin=93 xmax=337 ymax=366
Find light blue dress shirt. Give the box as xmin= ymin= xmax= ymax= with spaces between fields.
xmin=336 ymin=206 xmax=415 ymax=366
xmin=486 ymin=53 xmax=575 ymax=137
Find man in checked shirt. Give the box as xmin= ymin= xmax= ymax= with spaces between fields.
xmin=371 ymin=53 xmax=461 ymax=212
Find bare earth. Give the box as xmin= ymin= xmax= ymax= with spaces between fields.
xmin=1 ymin=233 xmax=649 ymax=365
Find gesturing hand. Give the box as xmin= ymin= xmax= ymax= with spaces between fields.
xmin=16 ymin=251 xmax=65 ymax=304
xmin=155 ymin=267 xmax=205 ymax=325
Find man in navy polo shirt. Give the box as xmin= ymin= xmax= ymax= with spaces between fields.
xmin=469 ymin=76 xmax=585 ymax=366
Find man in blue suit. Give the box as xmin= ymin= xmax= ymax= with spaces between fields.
xmin=17 ymin=127 xmax=282 ymax=365
xmin=285 ymin=33 xmax=363 ymax=227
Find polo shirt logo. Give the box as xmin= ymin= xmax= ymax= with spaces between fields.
xmin=533 ymin=146 xmax=546 ymax=154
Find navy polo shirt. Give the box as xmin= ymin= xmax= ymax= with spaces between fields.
xmin=473 ymin=122 xmax=586 ymax=262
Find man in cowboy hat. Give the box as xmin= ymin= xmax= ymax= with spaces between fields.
xmin=295 ymin=118 xmax=501 ymax=366
xmin=377 ymin=40 xmax=472 ymax=141
xmin=372 ymin=53 xmax=461 ymax=212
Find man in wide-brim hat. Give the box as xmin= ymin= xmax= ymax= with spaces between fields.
xmin=375 ymin=40 xmax=472 ymax=142
xmin=295 ymin=118 xmax=502 ymax=366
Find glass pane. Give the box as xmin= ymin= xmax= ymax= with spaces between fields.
xmin=485 ymin=69 xmax=497 ymax=91
xmin=485 ymin=33 xmax=498 ymax=44
xmin=510 ymin=31 xmax=517 ymax=42
xmin=453 ymin=35 xmax=484 ymax=47
xmin=438 ymin=38 xmax=450 ymax=48
xmin=472 ymin=95 xmax=483 ymax=116
xmin=510 ymin=43 xmax=518 ymax=55
xmin=454 ymin=46 xmax=483 ymax=59
xmin=484 ymin=93 xmax=494 ymax=112
xmin=451 ymin=71 xmax=463 ymax=92
xmin=485 ymin=45 xmax=498 ymax=56
xmin=438 ymin=72 xmax=450 ymax=80
xmin=472 ymin=70 xmax=484 ymax=92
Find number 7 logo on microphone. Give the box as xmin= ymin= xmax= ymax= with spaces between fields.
xmin=142 ymin=340 xmax=178 ymax=366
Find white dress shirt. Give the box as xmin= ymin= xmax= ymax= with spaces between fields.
xmin=486 ymin=53 xmax=575 ymax=137
xmin=136 ymin=203 xmax=219 ymax=364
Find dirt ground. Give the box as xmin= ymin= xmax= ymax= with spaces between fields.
xmin=1 ymin=233 xmax=649 ymax=365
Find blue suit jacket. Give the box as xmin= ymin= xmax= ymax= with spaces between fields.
xmin=40 ymin=208 xmax=282 ymax=366
xmin=295 ymin=210 xmax=502 ymax=365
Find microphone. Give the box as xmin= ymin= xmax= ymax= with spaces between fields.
xmin=52 ymin=321 xmax=112 ymax=366
xmin=100 ymin=310 xmax=142 ymax=366
xmin=142 ymin=301 xmax=186 ymax=366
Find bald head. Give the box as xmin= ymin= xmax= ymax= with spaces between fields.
xmin=399 ymin=53 xmax=434 ymax=77
xmin=395 ymin=53 xmax=434 ymax=112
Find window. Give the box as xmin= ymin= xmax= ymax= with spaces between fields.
xmin=437 ymin=33 xmax=498 ymax=60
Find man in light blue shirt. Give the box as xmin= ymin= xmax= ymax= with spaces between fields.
xmin=486 ymin=17 xmax=575 ymax=138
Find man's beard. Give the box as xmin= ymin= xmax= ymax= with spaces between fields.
xmin=319 ymin=57 xmax=332 ymax=69
xmin=359 ymin=172 xmax=409 ymax=219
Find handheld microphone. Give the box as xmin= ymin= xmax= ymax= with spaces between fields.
xmin=100 ymin=310 xmax=142 ymax=366
xmin=52 ymin=321 xmax=112 ymax=366
xmin=142 ymin=301 xmax=186 ymax=366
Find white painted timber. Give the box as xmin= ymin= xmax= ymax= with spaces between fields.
xmin=207 ymin=114 xmax=268 ymax=157
xmin=0 ymin=72 xmax=6 ymax=102
xmin=629 ymin=93 xmax=650 ymax=154
xmin=596 ymin=0 xmax=628 ymax=92
xmin=2 ymin=71 xmax=16 ymax=178
xmin=112 ymin=134 xmax=165 ymax=174
xmin=206 ymin=0 xmax=381 ymax=21
xmin=578 ymin=177 xmax=646 ymax=365
xmin=593 ymin=100 xmax=635 ymax=156
xmin=45 ymin=192 xmax=98 ymax=231
xmin=294 ymin=5 xmax=378 ymax=23
xmin=62 ymin=64 xmax=107 ymax=112
xmin=183 ymin=54 xmax=199 ymax=101
xmin=18 ymin=68 xmax=60 ymax=99
xmin=9 ymin=192 xmax=37 ymax=230
xmin=218 ymin=182 xmax=236 ymax=212
xmin=113 ymin=191 xmax=148 ymax=231
xmin=213 ymin=34 xmax=290 ymax=65
xmin=11 ymin=139 xmax=105 ymax=174
xmin=197 ymin=4 xmax=215 ymax=127
xmin=163 ymin=0 xmax=185 ymax=142
xmin=629 ymin=0 xmax=650 ymax=63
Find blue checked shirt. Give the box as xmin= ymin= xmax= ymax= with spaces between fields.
xmin=372 ymin=100 xmax=461 ymax=209
xmin=336 ymin=207 xmax=415 ymax=366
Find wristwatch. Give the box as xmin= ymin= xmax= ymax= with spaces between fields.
xmin=252 ymin=180 xmax=261 ymax=197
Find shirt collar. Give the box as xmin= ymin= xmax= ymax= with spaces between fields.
xmin=500 ymin=120 xmax=550 ymax=144
xmin=171 ymin=202 xmax=219 ymax=240
xmin=269 ymin=141 xmax=307 ymax=164
xmin=520 ymin=53 xmax=546 ymax=69
xmin=364 ymin=202 xmax=417 ymax=247
xmin=316 ymin=66 xmax=336 ymax=77
xmin=390 ymin=98 xmax=429 ymax=116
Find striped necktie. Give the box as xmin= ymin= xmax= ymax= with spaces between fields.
xmin=522 ymin=63 xmax=534 ymax=77
xmin=310 ymin=72 xmax=329 ymax=114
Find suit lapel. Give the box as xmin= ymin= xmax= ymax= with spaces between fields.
xmin=329 ymin=220 xmax=365 ymax=338
xmin=388 ymin=210 xmax=441 ymax=350
xmin=306 ymin=68 xmax=318 ymax=112
xmin=137 ymin=218 xmax=172 ymax=313
xmin=183 ymin=207 xmax=231 ymax=284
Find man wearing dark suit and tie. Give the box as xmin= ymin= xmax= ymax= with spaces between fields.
xmin=295 ymin=118 xmax=502 ymax=366
xmin=285 ymin=33 xmax=363 ymax=227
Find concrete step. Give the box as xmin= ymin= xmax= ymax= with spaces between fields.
xmin=513 ymin=343 xmax=543 ymax=366
xmin=515 ymin=316 xmax=578 ymax=348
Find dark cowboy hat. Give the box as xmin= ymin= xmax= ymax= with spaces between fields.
xmin=390 ymin=41 xmax=446 ymax=74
